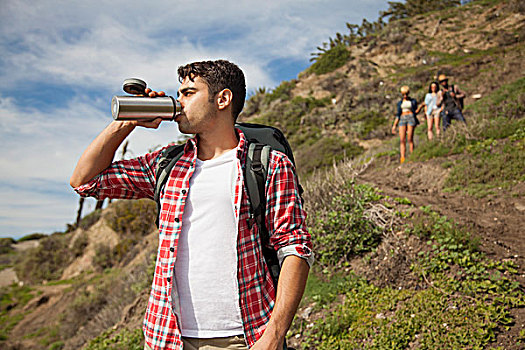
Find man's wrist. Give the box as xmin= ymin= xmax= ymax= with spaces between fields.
xmin=264 ymin=320 xmax=287 ymax=344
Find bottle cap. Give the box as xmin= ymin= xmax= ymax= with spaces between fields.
xmin=123 ymin=78 xmax=147 ymax=95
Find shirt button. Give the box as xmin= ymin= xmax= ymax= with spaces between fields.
xmin=170 ymin=247 xmax=175 ymax=252
xmin=167 ymin=277 xmax=171 ymax=282
xmin=175 ymin=218 xmax=180 ymax=223
xmin=182 ymin=189 xmax=187 ymax=194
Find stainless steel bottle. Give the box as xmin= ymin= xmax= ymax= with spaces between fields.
xmin=111 ymin=78 xmax=181 ymax=121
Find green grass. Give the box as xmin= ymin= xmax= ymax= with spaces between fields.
xmin=411 ymin=136 xmax=467 ymax=161
xmin=310 ymin=183 xmax=383 ymax=268
xmin=292 ymin=206 xmax=524 ymax=349
xmin=466 ymin=77 xmax=525 ymax=124
xmin=428 ymin=46 xmax=502 ymax=68
xmin=298 ymin=137 xmax=363 ymax=175
xmin=85 ymin=328 xmax=144 ymax=350
xmin=1 ymin=284 xmax=35 ymax=313
xmin=0 ymin=284 xmax=36 ymax=340
xmin=409 ymin=76 xmax=525 ymax=196
xmin=443 ymin=138 xmax=525 ymax=197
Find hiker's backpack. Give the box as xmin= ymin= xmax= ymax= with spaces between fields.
xmin=444 ymin=84 xmax=464 ymax=111
xmin=153 ymin=122 xmax=302 ymax=288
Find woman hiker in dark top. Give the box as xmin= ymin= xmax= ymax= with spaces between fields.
xmin=391 ymin=85 xmax=423 ymax=164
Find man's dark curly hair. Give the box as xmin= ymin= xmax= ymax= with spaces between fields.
xmin=177 ymin=60 xmax=246 ymax=121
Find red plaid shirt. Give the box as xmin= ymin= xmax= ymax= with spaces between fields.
xmin=75 ymin=129 xmax=313 ymax=349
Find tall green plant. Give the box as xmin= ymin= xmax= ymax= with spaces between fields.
xmin=308 ymin=45 xmax=351 ymax=75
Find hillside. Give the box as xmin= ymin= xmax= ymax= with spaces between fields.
xmin=1 ymin=0 xmax=524 ymax=349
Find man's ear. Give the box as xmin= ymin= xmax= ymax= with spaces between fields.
xmin=217 ymin=89 xmax=233 ymax=110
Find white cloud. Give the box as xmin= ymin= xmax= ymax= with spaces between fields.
xmin=0 ymin=0 xmax=389 ymax=237
xmin=0 ymin=94 xmax=182 ymax=237
xmin=1 ymin=0 xmax=387 ymax=91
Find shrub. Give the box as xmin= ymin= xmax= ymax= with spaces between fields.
xmin=308 ymin=45 xmax=351 ymax=75
xmin=353 ymin=109 xmax=390 ymax=138
xmin=263 ymin=80 xmax=296 ymax=104
xmin=15 ymin=234 xmax=71 ymax=283
xmin=0 ymin=238 xmax=15 ymax=254
xmin=93 ymin=243 xmax=114 ymax=270
xmin=48 ymin=341 xmax=65 ymax=350
xmin=106 ymin=199 xmax=156 ymax=237
xmin=60 ymin=254 xmax=154 ymax=344
xmin=17 ymin=233 xmax=46 ymax=242
xmin=72 ymin=233 xmax=89 ymax=257
xmin=311 ymin=184 xmax=383 ymax=267
xmin=104 ymin=199 xmax=156 ymax=265
xmin=0 ymin=284 xmax=34 ymax=313
xmin=290 ymin=96 xmax=330 ymax=112
xmin=60 ymin=285 xmax=109 ymax=339
xmin=78 ymin=209 xmax=103 ymax=231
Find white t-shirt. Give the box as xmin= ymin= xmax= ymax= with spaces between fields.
xmin=174 ymin=148 xmax=244 ymax=338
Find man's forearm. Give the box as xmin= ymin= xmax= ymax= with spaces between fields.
xmin=70 ymin=121 xmax=135 ymax=188
xmin=455 ymin=87 xmax=465 ymax=99
xmin=260 ymin=256 xmax=310 ymax=347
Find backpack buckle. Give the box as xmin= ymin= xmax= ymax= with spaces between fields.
xmin=251 ymin=162 xmax=263 ymax=172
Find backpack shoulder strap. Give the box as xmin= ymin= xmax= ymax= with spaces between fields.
xmin=245 ymin=143 xmax=270 ymax=220
xmin=154 ymin=144 xmax=185 ymax=227
xmin=244 ymin=143 xmax=280 ymax=286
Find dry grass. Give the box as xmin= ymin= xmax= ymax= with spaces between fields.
xmin=303 ymin=155 xmax=373 ymax=212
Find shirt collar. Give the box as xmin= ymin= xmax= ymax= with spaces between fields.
xmin=181 ymin=127 xmax=249 ymax=166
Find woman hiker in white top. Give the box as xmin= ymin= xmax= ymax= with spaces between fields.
xmin=423 ymin=81 xmax=442 ymax=141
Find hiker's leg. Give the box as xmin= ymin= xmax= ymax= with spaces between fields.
xmin=442 ymin=111 xmax=451 ymax=132
xmin=435 ymin=114 xmax=441 ymax=138
xmin=452 ymin=109 xmax=466 ymax=124
xmin=407 ymin=125 xmax=415 ymax=153
xmin=399 ymin=125 xmax=407 ymax=162
xmin=426 ymin=116 xmax=433 ymax=140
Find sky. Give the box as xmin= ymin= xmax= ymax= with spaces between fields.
xmin=0 ymin=0 xmax=389 ymax=239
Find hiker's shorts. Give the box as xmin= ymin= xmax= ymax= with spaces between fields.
xmin=398 ymin=114 xmax=417 ymax=127
xmin=426 ymin=109 xmax=441 ymax=120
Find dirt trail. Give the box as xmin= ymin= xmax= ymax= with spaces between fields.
xmin=358 ymin=158 xmax=525 ymax=280
xmin=358 ymin=157 xmax=525 ymax=347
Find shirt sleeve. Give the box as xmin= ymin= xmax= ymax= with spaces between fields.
xmin=424 ymin=93 xmax=431 ymax=106
xmin=265 ymin=151 xmax=314 ymax=267
xmin=74 ymin=147 xmax=166 ymax=201
xmin=411 ymin=98 xmax=418 ymax=114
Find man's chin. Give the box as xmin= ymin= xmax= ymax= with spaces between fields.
xmin=177 ymin=124 xmax=196 ymax=135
